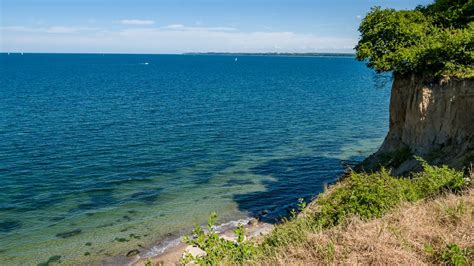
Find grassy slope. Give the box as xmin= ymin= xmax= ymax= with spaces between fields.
xmin=181 ymin=161 xmax=473 ymax=265
xmin=259 ymin=187 xmax=473 ymax=265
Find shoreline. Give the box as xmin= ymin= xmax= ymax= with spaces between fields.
xmin=95 ymin=216 xmax=275 ymax=265
xmin=132 ymin=217 xmax=274 ymax=266
xmin=107 ymin=161 xmax=358 ymax=266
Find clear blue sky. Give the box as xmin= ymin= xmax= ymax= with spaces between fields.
xmin=1 ymin=0 xmax=433 ymax=53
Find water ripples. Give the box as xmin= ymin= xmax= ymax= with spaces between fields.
xmin=0 ymin=54 xmax=391 ymax=264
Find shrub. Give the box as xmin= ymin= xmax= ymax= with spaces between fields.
xmin=413 ymin=157 xmax=466 ymax=195
xmin=181 ymin=212 xmax=256 ymax=265
xmin=312 ymin=159 xmax=465 ymax=228
xmin=312 ymin=168 xmax=414 ymax=228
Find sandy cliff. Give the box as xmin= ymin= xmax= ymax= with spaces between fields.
xmin=361 ymin=74 xmax=474 ymax=174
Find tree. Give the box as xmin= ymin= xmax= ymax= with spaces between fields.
xmin=355 ymin=0 xmax=474 ymax=79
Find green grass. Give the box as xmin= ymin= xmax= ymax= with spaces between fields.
xmin=181 ymin=159 xmax=468 ymax=265
xmin=426 ymin=243 xmax=474 ymax=266
xmin=440 ymin=244 xmax=473 ymax=266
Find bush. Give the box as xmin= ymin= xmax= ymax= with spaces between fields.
xmin=313 ymin=168 xmax=413 ymax=227
xmin=181 ymin=212 xmax=256 ymax=265
xmin=413 ymin=158 xmax=466 ymax=195
xmin=312 ymin=159 xmax=465 ymax=228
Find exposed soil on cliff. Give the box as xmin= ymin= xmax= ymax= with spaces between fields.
xmin=359 ymin=75 xmax=474 ymax=175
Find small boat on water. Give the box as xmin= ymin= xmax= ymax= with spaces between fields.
xmin=234 ymin=57 xmax=238 ymax=62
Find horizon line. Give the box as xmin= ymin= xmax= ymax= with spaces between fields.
xmin=0 ymin=51 xmax=356 ymax=56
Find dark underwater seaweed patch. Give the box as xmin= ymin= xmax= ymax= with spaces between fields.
xmin=0 ymin=219 xmax=22 ymax=233
xmin=69 ymin=190 xmax=119 ymax=213
xmin=114 ymin=237 xmax=129 ymax=242
xmin=56 ymin=228 xmax=82 ymax=238
xmin=96 ymin=222 xmax=115 ymax=228
xmin=129 ymin=189 xmax=163 ymax=203
xmin=69 ymin=186 xmax=163 ymax=214
xmin=10 ymin=192 xmax=65 ymax=212
xmin=192 ymin=162 xmax=236 ymax=185
xmin=49 ymin=216 xmax=65 ymax=222
xmin=37 ymin=255 xmax=61 ymax=266
xmin=233 ymin=156 xmax=345 ymax=223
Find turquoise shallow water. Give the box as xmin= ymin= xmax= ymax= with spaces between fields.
xmin=0 ymin=54 xmax=391 ymax=264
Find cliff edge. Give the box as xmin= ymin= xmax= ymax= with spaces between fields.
xmin=360 ymin=74 xmax=474 ymax=175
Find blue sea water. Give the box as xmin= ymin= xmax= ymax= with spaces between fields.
xmin=0 ymin=53 xmax=391 ymax=264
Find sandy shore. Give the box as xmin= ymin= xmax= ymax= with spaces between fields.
xmin=132 ymin=219 xmax=274 ymax=266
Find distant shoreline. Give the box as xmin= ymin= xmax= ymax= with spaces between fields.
xmin=1 ymin=52 xmax=355 ymax=57
xmin=184 ymin=52 xmax=356 ymax=57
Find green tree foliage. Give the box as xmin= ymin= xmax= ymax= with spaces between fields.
xmin=356 ymin=0 xmax=474 ymax=78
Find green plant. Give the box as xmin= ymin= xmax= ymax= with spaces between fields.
xmin=144 ymin=258 xmax=152 ymax=266
xmin=440 ymin=244 xmax=470 ymax=266
xmin=424 ymin=243 xmax=435 ymax=255
xmin=321 ymin=242 xmax=336 ymax=264
xmin=297 ymin=198 xmax=307 ymax=211
xmin=289 ymin=198 xmax=307 ymax=220
xmin=312 ymin=168 xmax=412 ymax=228
xmin=181 ymin=212 xmax=256 ymax=265
xmin=413 ymin=157 xmax=466 ymax=195
xmin=289 ymin=208 xmax=297 ymax=220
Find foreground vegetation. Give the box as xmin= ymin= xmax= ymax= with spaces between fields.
xmin=179 ymin=159 xmax=472 ymax=265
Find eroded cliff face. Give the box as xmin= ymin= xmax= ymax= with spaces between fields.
xmin=361 ymin=74 xmax=474 ymax=174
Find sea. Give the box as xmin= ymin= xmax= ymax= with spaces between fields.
xmin=0 ymin=53 xmax=391 ymax=264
